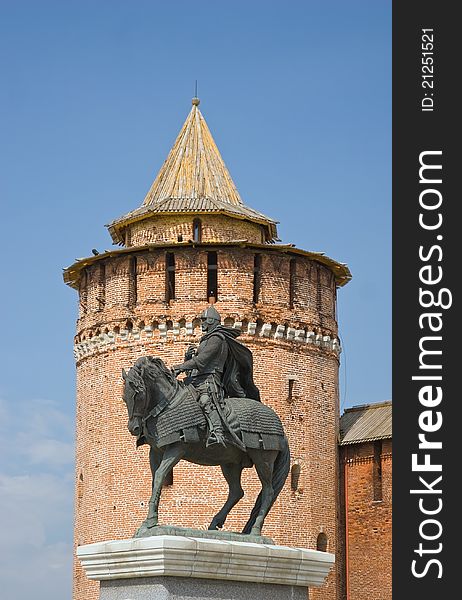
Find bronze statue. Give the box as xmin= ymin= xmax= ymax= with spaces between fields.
xmin=122 ymin=316 xmax=290 ymax=537
xmin=172 ymin=306 xmax=260 ymax=449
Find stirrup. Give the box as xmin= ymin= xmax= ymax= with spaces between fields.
xmin=206 ymin=432 xmax=226 ymax=448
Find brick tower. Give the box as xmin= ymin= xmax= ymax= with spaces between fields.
xmin=64 ymin=98 xmax=351 ymax=600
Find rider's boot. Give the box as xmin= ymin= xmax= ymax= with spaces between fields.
xmin=206 ymin=408 xmax=226 ymax=447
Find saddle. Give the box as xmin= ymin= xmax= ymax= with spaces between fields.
xmin=144 ymin=384 xmax=285 ymax=451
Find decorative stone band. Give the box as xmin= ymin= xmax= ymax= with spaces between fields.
xmin=73 ymin=321 xmax=341 ymax=361
xmin=77 ymin=535 xmax=335 ymax=588
xmin=344 ymin=452 xmax=393 ymax=466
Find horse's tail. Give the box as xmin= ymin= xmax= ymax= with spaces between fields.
xmin=242 ymin=436 xmax=291 ymax=535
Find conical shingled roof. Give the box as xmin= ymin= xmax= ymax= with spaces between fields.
xmin=143 ymin=98 xmax=243 ymax=206
xmin=107 ymin=99 xmax=277 ymax=244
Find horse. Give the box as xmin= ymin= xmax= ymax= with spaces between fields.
xmin=122 ymin=356 xmax=290 ymax=537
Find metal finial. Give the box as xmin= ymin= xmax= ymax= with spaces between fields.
xmin=192 ymin=80 xmax=200 ymax=106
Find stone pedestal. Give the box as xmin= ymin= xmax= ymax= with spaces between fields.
xmin=77 ymin=535 xmax=335 ymax=599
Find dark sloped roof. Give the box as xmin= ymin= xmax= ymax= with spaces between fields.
xmin=339 ymin=401 xmax=392 ymax=445
xmin=107 ymin=196 xmax=278 ymax=243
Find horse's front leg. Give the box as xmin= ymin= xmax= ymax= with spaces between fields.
xmin=144 ymin=446 xmax=163 ymax=528
xmin=138 ymin=444 xmax=184 ymax=536
xmin=135 ymin=446 xmax=162 ymax=536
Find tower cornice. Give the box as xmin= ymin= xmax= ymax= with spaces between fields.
xmin=63 ymin=241 xmax=352 ymax=290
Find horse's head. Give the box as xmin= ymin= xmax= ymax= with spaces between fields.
xmin=122 ymin=356 xmax=176 ymax=438
xmin=122 ymin=362 xmax=147 ymax=438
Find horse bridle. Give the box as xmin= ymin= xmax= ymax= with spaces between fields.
xmin=129 ymin=365 xmax=178 ymax=425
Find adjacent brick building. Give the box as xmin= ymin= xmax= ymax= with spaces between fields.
xmin=339 ymin=402 xmax=392 ymax=600
xmin=63 ymin=98 xmax=389 ymax=600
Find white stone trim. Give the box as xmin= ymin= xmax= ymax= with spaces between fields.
xmin=74 ymin=320 xmax=341 ymax=361
xmin=76 ymin=535 xmax=334 ymax=588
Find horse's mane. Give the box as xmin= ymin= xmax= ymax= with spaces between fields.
xmin=131 ymin=356 xmax=178 ymax=390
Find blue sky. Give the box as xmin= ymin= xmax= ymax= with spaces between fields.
xmin=0 ymin=1 xmax=390 ymax=598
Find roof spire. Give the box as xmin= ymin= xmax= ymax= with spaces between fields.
xmin=106 ymin=100 xmax=279 ymax=244
xmin=192 ymin=80 xmax=200 ymax=106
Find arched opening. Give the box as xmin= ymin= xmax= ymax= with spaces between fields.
xmin=253 ymin=254 xmax=262 ymax=304
xmin=317 ymin=532 xmax=328 ymax=552
xmin=193 ymin=218 xmax=202 ymax=243
xmin=129 ymin=256 xmax=137 ymax=308
xmin=373 ymin=441 xmax=383 ymax=501
xmin=207 ymin=251 xmax=218 ymax=302
xmin=291 ymin=462 xmax=301 ymax=491
xmin=224 ymin=317 xmax=234 ymax=327
xmin=289 ymin=258 xmax=296 ymax=309
xmin=166 ymin=252 xmax=175 ymax=302
xmin=287 ymin=377 xmax=297 ymax=402
xmin=78 ymin=472 xmax=84 ymax=505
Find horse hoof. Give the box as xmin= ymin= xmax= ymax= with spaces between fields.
xmin=134 ymin=519 xmax=158 ymax=537
xmin=250 ymin=527 xmax=261 ymax=536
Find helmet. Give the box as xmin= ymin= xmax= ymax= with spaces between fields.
xmin=201 ymin=305 xmax=221 ymax=326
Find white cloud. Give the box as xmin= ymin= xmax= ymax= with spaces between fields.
xmin=0 ymin=398 xmax=74 ymax=600
xmin=0 ymin=397 xmax=74 ymax=472
xmin=0 ymin=541 xmax=72 ymax=600
xmin=20 ymin=437 xmax=75 ymax=467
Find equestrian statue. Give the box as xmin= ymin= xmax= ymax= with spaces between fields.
xmin=122 ymin=306 xmax=290 ymax=537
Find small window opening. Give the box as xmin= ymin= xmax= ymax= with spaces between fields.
xmin=166 ymin=252 xmax=175 ymax=302
xmin=129 ymin=257 xmax=137 ymax=308
xmin=207 ymin=251 xmax=218 ymax=302
xmin=291 ymin=462 xmax=301 ymax=491
xmin=288 ymin=378 xmax=296 ymax=401
xmin=193 ymin=218 xmax=202 ymax=243
xmin=78 ymin=472 xmax=84 ymax=503
xmin=289 ymin=259 xmax=296 ymax=309
xmin=317 ymin=532 xmax=328 ymax=552
xmin=373 ymin=441 xmax=383 ymax=501
xmin=253 ymin=254 xmax=262 ymax=304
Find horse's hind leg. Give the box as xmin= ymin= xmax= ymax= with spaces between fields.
xmin=248 ymin=453 xmax=276 ymax=536
xmin=209 ymin=463 xmax=244 ymax=531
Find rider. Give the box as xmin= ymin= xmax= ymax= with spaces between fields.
xmin=172 ymin=305 xmax=260 ymax=449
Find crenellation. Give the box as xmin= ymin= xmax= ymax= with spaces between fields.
xmin=72 ymin=318 xmax=342 ymax=363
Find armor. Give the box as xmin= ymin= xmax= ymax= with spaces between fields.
xmin=173 ymin=306 xmax=229 ymax=447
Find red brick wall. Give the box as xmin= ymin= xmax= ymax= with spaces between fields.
xmin=72 ymin=234 xmax=342 ymax=600
xmin=126 ymin=213 xmax=266 ymax=246
xmin=339 ymin=441 xmax=392 ymax=600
